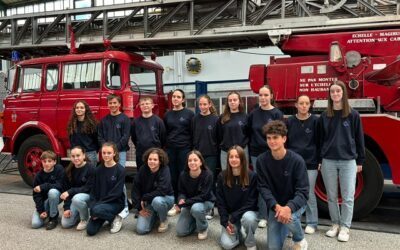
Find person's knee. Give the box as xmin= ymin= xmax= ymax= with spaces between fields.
xmin=31 ymin=220 xmax=43 ymax=229
xmin=86 ymin=227 xmax=97 ymax=236
xmin=151 ymin=196 xmax=164 ymax=209
xmin=241 ymin=211 xmax=257 ymax=227
xmin=136 ymin=224 xmax=150 ymax=235
xmin=190 ymin=203 xmax=204 ymax=217
xmin=176 ymin=226 xmax=189 ymax=237
xmin=220 ymin=238 xmax=236 ymax=250
xmin=48 ymin=189 xmax=60 ymax=200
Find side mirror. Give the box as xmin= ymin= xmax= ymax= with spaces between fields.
xmin=329 ymin=41 xmax=346 ymax=72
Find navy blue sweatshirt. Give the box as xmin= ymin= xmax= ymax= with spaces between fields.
xmin=63 ymin=163 xmax=95 ymax=210
xmin=217 ymin=112 xmax=249 ymax=151
xmin=177 ymin=169 xmax=216 ymax=208
xmin=98 ymin=113 xmax=131 ymax=152
xmin=131 ymin=165 xmax=174 ymax=210
xmin=257 ymin=150 xmax=309 ymax=212
xmin=192 ymin=113 xmax=219 ymax=157
xmin=89 ymin=163 xmax=125 ymax=209
xmin=69 ymin=121 xmax=98 ymax=152
xmin=319 ymin=109 xmax=365 ymax=165
xmin=131 ymin=115 xmax=166 ymax=154
xmin=216 ymin=171 xmax=258 ymax=227
xmin=248 ymin=107 xmax=283 ymax=156
xmin=33 ymin=164 xmax=65 ymax=213
xmin=164 ymin=108 xmax=195 ymax=149
xmin=287 ymin=114 xmax=320 ymax=170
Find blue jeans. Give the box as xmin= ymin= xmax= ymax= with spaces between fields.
xmin=321 ymin=159 xmax=357 ymax=228
xmin=220 ymin=146 xmax=249 ymax=171
xmin=86 ymin=151 xmax=98 ymax=166
xmin=31 ymin=189 xmax=61 ymax=229
xmin=117 ymin=151 xmax=129 ymax=219
xmin=87 ymin=202 xmax=123 ymax=236
xmin=251 ymin=155 xmax=267 ymax=221
xmin=176 ymin=201 xmax=214 ymax=236
xmin=136 ymin=195 xmax=174 ymax=235
xmin=61 ymin=193 xmax=90 ymax=228
xmin=306 ymin=169 xmax=318 ymax=228
xmin=167 ymin=147 xmax=191 ymax=199
xmin=219 ymin=211 xmax=258 ymax=250
xmin=267 ymin=206 xmax=306 ymax=250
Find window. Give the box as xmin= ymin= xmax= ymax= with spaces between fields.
xmin=129 ymin=65 xmax=156 ymax=92
xmin=46 ymin=65 xmax=59 ymax=91
xmin=63 ymin=61 xmax=101 ymax=90
xmin=19 ymin=66 xmax=42 ymax=92
xmin=107 ymin=62 xmax=122 ymax=89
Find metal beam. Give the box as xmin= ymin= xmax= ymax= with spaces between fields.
xmin=0 ymin=19 xmax=9 ymax=32
xmin=103 ymin=10 xmax=108 ymax=39
xmin=251 ymin=0 xmax=273 ymax=25
xmin=35 ymin=14 xmax=65 ymax=44
xmin=11 ymin=19 xmax=17 ymax=45
xmin=189 ymin=1 xmax=194 ymax=35
xmin=320 ymin=0 xmax=347 ymax=13
xmin=358 ymin=0 xmax=385 ymax=15
xmin=144 ymin=7 xmax=149 ymax=37
xmin=333 ymin=0 xmax=359 ymax=17
xmin=108 ymin=7 xmax=141 ymax=40
xmin=241 ymin=0 xmax=247 ymax=26
xmin=32 ymin=17 xmax=37 ymax=44
xmin=194 ymin=0 xmax=236 ymax=35
xmin=251 ymin=0 xmax=282 ymax=25
xmin=75 ymin=11 xmax=102 ymax=38
xmin=148 ymin=2 xmax=186 ymax=38
xmin=15 ymin=18 xmax=31 ymax=45
xmin=297 ymin=0 xmax=313 ymax=17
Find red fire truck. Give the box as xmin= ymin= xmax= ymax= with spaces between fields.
xmin=1 ymin=50 xmax=167 ymax=186
xmin=249 ymin=29 xmax=400 ymax=219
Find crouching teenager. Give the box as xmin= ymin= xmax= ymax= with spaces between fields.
xmin=257 ymin=121 xmax=309 ymax=250
xmin=61 ymin=146 xmax=95 ymax=230
xmin=131 ymin=148 xmax=174 ymax=234
xmin=176 ymin=150 xmax=215 ymax=240
xmin=32 ymin=150 xmax=65 ymax=230
xmin=216 ymin=146 xmax=258 ymax=250
xmin=86 ymin=142 xmax=125 ymax=236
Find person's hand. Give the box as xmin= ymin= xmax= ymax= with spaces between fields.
xmin=318 ymin=163 xmax=322 ymax=171
xmin=275 ymin=205 xmax=292 ymax=224
xmin=226 ymin=221 xmax=235 ymax=235
xmin=178 ymin=199 xmax=185 ymax=205
xmin=33 ymin=186 xmax=41 ymax=193
xmin=357 ymin=165 xmax=362 ymax=173
xmin=63 ymin=210 xmax=71 ymax=218
xmin=60 ymin=191 xmax=69 ymax=200
xmin=139 ymin=201 xmax=151 ymax=217
xmin=40 ymin=211 xmax=48 ymax=219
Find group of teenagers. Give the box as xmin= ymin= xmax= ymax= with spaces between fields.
xmin=31 ymin=80 xmax=365 ymax=250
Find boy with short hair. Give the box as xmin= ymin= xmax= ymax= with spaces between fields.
xmin=256 ymin=120 xmax=309 ymax=250
xmin=97 ymin=93 xmax=131 ymax=233
xmin=131 ymin=97 xmax=166 ymax=169
xmin=32 ymin=150 xmax=65 ymax=230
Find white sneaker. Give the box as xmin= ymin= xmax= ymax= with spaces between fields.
xmin=205 ymin=209 xmax=214 ymax=220
xmin=240 ymin=226 xmax=247 ymax=239
xmin=247 ymin=246 xmax=257 ymax=250
xmin=167 ymin=205 xmax=179 ymax=217
xmin=158 ymin=220 xmax=169 ymax=233
xmin=292 ymin=239 xmax=308 ymax=250
xmin=198 ymin=229 xmax=208 ymax=240
xmin=304 ymin=225 xmax=316 ymax=234
xmin=258 ymin=219 xmax=267 ymax=228
xmin=76 ymin=220 xmax=88 ymax=231
xmin=338 ymin=227 xmax=350 ymax=242
xmin=325 ymin=224 xmax=340 ymax=238
xmin=110 ymin=215 xmax=123 ymax=234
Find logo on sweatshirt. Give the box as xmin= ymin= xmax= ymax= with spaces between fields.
xmin=151 ymin=126 xmax=156 ymax=131
xmin=180 ymin=117 xmax=186 ymax=122
xmin=50 ymin=175 xmax=56 ymax=180
xmin=343 ymin=120 xmax=350 ymax=127
xmin=111 ymin=176 xmax=117 ymax=181
xmin=208 ymin=125 xmax=213 ymax=130
xmin=81 ymin=177 xmax=87 ymax=182
xmin=305 ymin=128 xmax=312 ymax=134
xmin=238 ymin=121 xmax=244 ymax=126
xmin=116 ymin=123 xmax=121 ymax=129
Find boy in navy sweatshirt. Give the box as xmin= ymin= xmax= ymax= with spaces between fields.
xmin=32 ymin=150 xmax=65 ymax=230
xmin=97 ymin=94 xmax=131 ymax=233
xmin=131 ymin=97 xmax=166 ymax=169
xmin=257 ymin=121 xmax=309 ymax=250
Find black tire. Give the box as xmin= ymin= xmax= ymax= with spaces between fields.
xmin=316 ymin=149 xmax=384 ymax=220
xmin=17 ymin=134 xmax=52 ymax=187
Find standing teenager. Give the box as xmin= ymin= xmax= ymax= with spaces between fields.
xmin=61 ymin=146 xmax=95 ymax=231
xmin=287 ymin=95 xmax=320 ymax=234
xmin=248 ymin=85 xmax=283 ymax=228
xmin=319 ymin=80 xmax=365 ymax=242
xmin=67 ymin=100 xmax=99 ymax=164
xmin=97 ymin=94 xmax=131 ymax=233
xmin=176 ymin=150 xmax=215 ymax=240
xmin=216 ymin=146 xmax=258 ymax=250
xmin=218 ymin=91 xmax=249 ymax=170
xmin=164 ymin=89 xmax=194 ymax=216
xmin=86 ymin=142 xmax=125 ymax=236
xmin=131 ymin=148 xmax=174 ymax=235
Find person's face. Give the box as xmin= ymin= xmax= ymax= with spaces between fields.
xmin=75 ymin=102 xmax=86 ymax=118
xmin=172 ymin=91 xmax=184 ymax=108
xmin=330 ymin=85 xmax=343 ymax=103
xmin=70 ymin=148 xmax=85 ymax=167
xmin=295 ymin=96 xmax=311 ymax=115
xmin=228 ymin=94 xmax=240 ymax=112
xmin=259 ymin=87 xmax=272 ymax=107
xmin=198 ymin=97 xmax=211 ymax=115
xmin=148 ymin=153 xmax=160 ymax=173
xmin=266 ymin=134 xmax=286 ymax=152
xmin=102 ymin=146 xmax=116 ymax=163
xmin=41 ymin=158 xmax=56 ymax=173
xmin=188 ymin=153 xmax=202 ymax=172
xmin=139 ymin=100 xmax=154 ymax=114
xmin=228 ymin=149 xmax=241 ymax=169
xmin=108 ymin=98 xmax=121 ymax=114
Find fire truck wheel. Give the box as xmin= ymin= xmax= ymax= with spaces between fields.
xmin=17 ymin=135 xmax=52 ymax=187
xmin=315 ymin=148 xmax=384 ymax=220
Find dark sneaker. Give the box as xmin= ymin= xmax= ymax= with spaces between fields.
xmin=46 ymin=217 xmax=58 ymax=230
